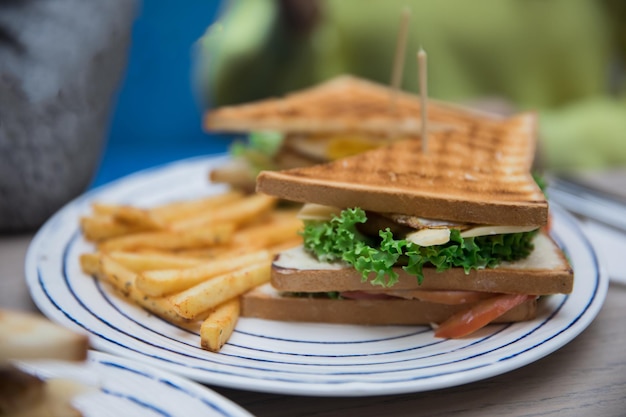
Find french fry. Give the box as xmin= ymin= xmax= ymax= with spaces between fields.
xmin=232 ymin=214 xmax=302 ymax=249
xmin=90 ymin=203 xmax=119 ymax=216
xmin=267 ymin=236 xmax=303 ymax=255
xmin=80 ymin=215 xmax=150 ymax=241
xmin=169 ymin=240 xmax=283 ymax=261
xmin=96 ymin=254 xmax=190 ymax=323
xmin=134 ymin=291 xmax=196 ymax=324
xmin=98 ymin=223 xmax=235 ymax=252
xmin=97 ymin=253 xmax=134 ymax=296
xmin=149 ymin=191 xmax=244 ymax=224
xmin=200 ymin=298 xmax=240 ymax=352
xmin=169 ymin=194 xmax=277 ymax=231
xmin=90 ymin=203 xmax=164 ymax=230
xmin=165 ymin=245 xmax=242 ymax=260
xmin=109 ymin=205 xmax=164 ymax=230
xmin=169 ymin=261 xmax=271 ymax=320
xmin=79 ymin=253 xmax=101 ymax=276
xmin=137 ymin=250 xmax=272 ymax=297
xmin=79 ymin=190 xmax=304 ymax=351
xmin=106 ymin=251 xmax=205 ymax=272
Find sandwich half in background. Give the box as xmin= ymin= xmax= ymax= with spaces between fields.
xmin=204 ymin=75 xmax=503 ymax=191
xmin=246 ymin=112 xmax=574 ymax=338
xmin=0 ymin=309 xmax=90 ymax=416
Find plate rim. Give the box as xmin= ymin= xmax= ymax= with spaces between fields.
xmin=16 ymin=349 xmax=254 ymax=416
xmin=24 ymin=155 xmax=609 ymax=397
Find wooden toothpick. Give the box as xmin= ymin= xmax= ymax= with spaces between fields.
xmin=418 ymin=47 xmax=428 ymax=152
xmin=389 ymin=7 xmax=411 ymax=111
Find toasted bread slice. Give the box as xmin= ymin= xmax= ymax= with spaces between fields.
xmin=241 ymin=283 xmax=537 ymax=325
xmin=270 ymin=232 xmax=573 ymax=295
xmin=257 ymin=112 xmax=547 ymax=226
xmin=0 ymin=309 xmax=89 ymax=363
xmin=209 ymin=158 xmax=258 ymax=193
xmin=0 ymin=365 xmax=45 ymax=414
xmin=1 ymin=310 xmax=89 ymax=416
xmin=0 ymin=368 xmax=85 ymax=417
xmin=205 ymin=75 xmax=503 ymax=135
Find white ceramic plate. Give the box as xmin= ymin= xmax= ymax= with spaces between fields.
xmin=25 ymin=156 xmax=608 ymax=397
xmin=15 ymin=350 xmax=252 ymax=417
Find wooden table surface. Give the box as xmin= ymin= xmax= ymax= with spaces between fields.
xmin=2 ymin=218 xmax=625 ymax=417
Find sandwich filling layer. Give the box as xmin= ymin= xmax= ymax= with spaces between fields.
xmin=225 ymin=130 xmax=403 ymax=179
xmin=300 ymin=207 xmax=539 ymax=288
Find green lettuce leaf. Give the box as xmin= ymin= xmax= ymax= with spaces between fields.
xmin=230 ymin=130 xmax=284 ymax=172
xmin=301 ymin=208 xmax=537 ymax=287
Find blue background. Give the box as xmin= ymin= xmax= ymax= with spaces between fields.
xmin=91 ymin=1 xmax=227 ymax=187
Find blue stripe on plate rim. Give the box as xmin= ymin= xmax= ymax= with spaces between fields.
xmin=25 ymin=156 xmax=607 ymax=396
xmin=52 ymin=228 xmax=573 ymax=369
xmin=19 ymin=350 xmax=252 ymax=417
xmin=95 ymin=356 xmax=239 ymax=416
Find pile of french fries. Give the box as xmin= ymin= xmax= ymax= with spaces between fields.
xmin=78 ymin=191 xmax=302 ymax=352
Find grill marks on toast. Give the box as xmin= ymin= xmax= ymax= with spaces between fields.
xmin=257 ymin=113 xmax=547 ymax=226
xmin=205 ymin=76 xmax=504 ymax=134
xmin=293 ymin=115 xmax=539 ymax=200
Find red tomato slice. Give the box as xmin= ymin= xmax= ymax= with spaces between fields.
xmin=542 ymin=212 xmax=553 ymax=233
xmin=434 ymin=294 xmax=535 ymax=339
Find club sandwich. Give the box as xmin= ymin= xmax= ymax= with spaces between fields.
xmin=204 ymin=75 xmax=503 ymax=191
xmin=244 ymin=112 xmax=574 ymax=338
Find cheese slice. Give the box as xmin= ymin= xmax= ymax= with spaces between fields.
xmin=406 ymin=228 xmax=451 ymax=246
xmin=286 ymin=133 xmax=400 ymax=162
xmin=326 ymin=135 xmax=389 ymax=160
xmin=297 ymin=204 xmax=343 ymax=221
xmin=460 ymin=225 xmax=538 ymax=238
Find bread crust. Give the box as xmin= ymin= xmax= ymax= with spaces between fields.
xmin=272 ymin=265 xmax=573 ymax=296
xmin=241 ymin=283 xmax=537 ymax=325
xmin=0 ymin=365 xmax=45 ymax=414
xmin=0 ymin=309 xmax=89 ymax=362
xmin=257 ymin=113 xmax=547 ymax=226
xmin=205 ymin=75 xmax=503 ymax=135
xmin=270 ymin=232 xmax=574 ymax=295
